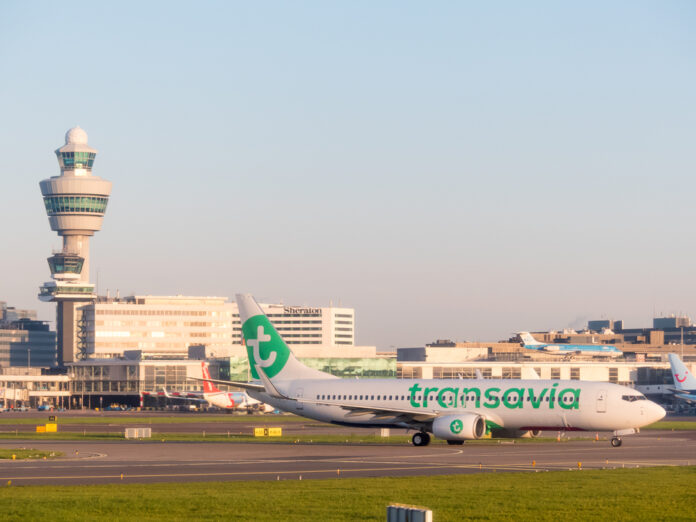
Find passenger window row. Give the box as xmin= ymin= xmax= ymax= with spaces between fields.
xmin=314 ymin=393 xmax=577 ymax=403
xmin=317 ymin=394 xmax=409 ymax=401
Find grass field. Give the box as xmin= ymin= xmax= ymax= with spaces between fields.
xmin=1 ymin=467 xmax=694 ymax=521
xmin=643 ymin=421 xmax=696 ymax=430
xmin=0 ymin=449 xmax=62 ymax=459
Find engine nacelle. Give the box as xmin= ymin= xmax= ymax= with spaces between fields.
xmin=432 ymin=413 xmax=486 ymax=441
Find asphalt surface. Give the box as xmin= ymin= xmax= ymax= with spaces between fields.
xmin=0 ymin=411 xmax=408 ymax=437
xmin=1 ymin=430 xmax=694 ymax=485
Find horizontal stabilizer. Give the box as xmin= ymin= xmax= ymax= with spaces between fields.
xmin=188 ymin=376 xmax=265 ymax=392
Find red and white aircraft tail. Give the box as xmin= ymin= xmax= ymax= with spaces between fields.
xmin=200 ymin=362 xmax=267 ymax=410
xmin=201 ymin=362 xmax=221 ymax=394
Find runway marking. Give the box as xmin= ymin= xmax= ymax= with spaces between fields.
xmin=1 ymin=460 xmax=685 ymax=483
xmin=3 ymin=454 xmax=690 ymax=473
xmin=0 ymin=464 xmax=548 ymax=482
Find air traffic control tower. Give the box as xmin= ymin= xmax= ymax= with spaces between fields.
xmin=39 ymin=127 xmax=112 ymax=365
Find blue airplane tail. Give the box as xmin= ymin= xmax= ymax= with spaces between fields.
xmin=519 ymin=332 xmax=544 ymax=347
xmin=668 ymin=353 xmax=696 ymax=391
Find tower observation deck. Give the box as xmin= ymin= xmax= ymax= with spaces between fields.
xmin=39 ymin=127 xmax=112 ymax=364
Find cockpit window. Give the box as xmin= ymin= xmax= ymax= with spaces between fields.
xmin=622 ymin=395 xmax=647 ymax=402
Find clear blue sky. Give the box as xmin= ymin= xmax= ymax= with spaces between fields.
xmin=1 ymin=1 xmax=695 ymax=348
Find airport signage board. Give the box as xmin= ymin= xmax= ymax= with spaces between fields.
xmin=254 ymin=427 xmax=282 ymax=437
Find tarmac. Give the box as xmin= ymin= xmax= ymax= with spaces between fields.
xmin=1 ymin=429 xmax=694 ymax=485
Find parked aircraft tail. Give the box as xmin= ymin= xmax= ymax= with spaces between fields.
xmin=519 ymin=331 xmax=544 ymax=347
xmin=201 ymin=362 xmax=220 ymax=394
xmin=668 ymin=353 xmax=696 ymax=391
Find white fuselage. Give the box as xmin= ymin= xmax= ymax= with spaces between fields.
xmin=205 ymin=391 xmax=259 ymax=410
xmin=249 ymin=378 xmax=664 ymax=432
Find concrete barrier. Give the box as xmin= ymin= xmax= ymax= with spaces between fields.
xmin=125 ymin=428 xmax=152 ymax=439
xmin=387 ymin=504 xmax=432 ymax=522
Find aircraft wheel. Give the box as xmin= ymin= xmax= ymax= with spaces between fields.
xmin=446 ymin=440 xmax=464 ymax=445
xmin=412 ymin=432 xmax=431 ymax=447
xmin=611 ymin=437 xmax=622 ymax=447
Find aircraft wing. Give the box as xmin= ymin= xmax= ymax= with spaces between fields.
xmin=165 ymin=393 xmax=207 ymax=403
xmin=161 ymin=388 xmax=208 ymax=402
xmin=299 ymin=397 xmax=439 ymax=422
xmin=675 ymin=392 xmax=696 ymax=403
xmin=188 ymin=377 xmax=266 ymax=392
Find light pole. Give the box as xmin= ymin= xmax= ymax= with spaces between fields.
xmin=27 ymin=348 xmax=30 ymax=369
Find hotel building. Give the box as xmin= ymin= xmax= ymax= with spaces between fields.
xmin=80 ymin=295 xmax=355 ymax=359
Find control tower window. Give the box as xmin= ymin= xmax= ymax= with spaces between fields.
xmin=60 ymin=152 xmax=96 ymax=169
xmin=44 ymin=196 xmax=109 ymax=214
xmin=48 ymin=255 xmax=84 ymax=275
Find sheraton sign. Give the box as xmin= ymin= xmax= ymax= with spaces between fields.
xmin=283 ymin=306 xmax=322 ymax=315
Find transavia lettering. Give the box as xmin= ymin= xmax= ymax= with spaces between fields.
xmin=407 ymin=383 xmax=580 ymax=410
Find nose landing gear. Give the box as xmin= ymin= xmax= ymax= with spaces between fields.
xmin=610 ymin=437 xmax=622 ymax=447
xmin=412 ymin=432 xmax=431 ymax=447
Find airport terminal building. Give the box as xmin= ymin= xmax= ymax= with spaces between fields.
xmin=64 ymin=344 xmax=396 ymax=409
xmin=0 ymin=302 xmax=57 ymax=369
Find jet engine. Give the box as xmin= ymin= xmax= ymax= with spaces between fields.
xmin=432 ymin=413 xmax=486 ymax=441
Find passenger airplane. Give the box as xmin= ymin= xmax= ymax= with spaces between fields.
xmin=196 ymin=295 xmax=665 ymax=447
xmin=668 ymin=353 xmax=696 ymax=403
xmin=519 ymin=332 xmax=623 ymax=356
xmin=166 ymin=362 xmax=267 ymax=411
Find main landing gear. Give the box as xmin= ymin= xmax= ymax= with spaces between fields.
xmin=611 ymin=437 xmax=622 ymax=447
xmin=412 ymin=432 xmax=431 ymax=447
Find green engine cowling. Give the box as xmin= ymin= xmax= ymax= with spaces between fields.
xmin=432 ymin=413 xmax=486 ymax=441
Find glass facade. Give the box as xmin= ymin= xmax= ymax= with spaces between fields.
xmin=47 ymin=254 xmax=84 ymax=275
xmin=224 ymin=356 xmax=395 ymax=380
xmin=59 ymin=151 xmax=96 ymax=169
xmin=44 ymin=196 xmax=108 ymax=214
xmin=40 ymin=285 xmax=94 ymax=298
xmin=70 ymin=363 xmax=204 ymax=395
xmin=0 ymin=328 xmax=57 ymax=368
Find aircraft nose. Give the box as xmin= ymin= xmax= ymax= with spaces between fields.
xmin=647 ymin=401 xmax=666 ymax=424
